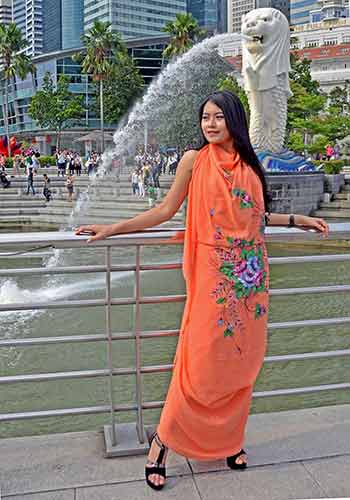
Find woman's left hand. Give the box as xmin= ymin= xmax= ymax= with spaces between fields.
xmin=296 ymin=215 xmax=329 ymax=237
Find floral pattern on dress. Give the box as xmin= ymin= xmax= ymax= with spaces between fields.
xmin=232 ymin=188 xmax=254 ymax=208
xmin=211 ymin=236 xmax=268 ymax=342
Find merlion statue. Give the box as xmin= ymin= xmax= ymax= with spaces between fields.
xmin=241 ymin=8 xmax=292 ymax=154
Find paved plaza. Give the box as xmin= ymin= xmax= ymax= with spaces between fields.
xmin=1 ymin=404 xmax=350 ymax=499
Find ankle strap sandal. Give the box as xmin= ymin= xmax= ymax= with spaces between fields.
xmin=145 ymin=432 xmax=167 ymax=490
xmin=226 ymin=449 xmax=247 ymax=470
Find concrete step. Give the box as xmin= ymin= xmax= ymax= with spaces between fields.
xmin=334 ymin=193 xmax=350 ymax=200
xmin=30 ymin=214 xmax=183 ymax=227
xmin=0 ymin=200 xmax=46 ymax=208
xmin=40 ymin=206 xmax=183 ymax=221
xmin=0 ymin=208 xmax=42 ymax=216
xmin=313 ymin=209 xmax=350 ymax=217
xmin=320 ymin=201 xmax=350 ymax=209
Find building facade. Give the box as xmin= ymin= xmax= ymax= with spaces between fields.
xmin=84 ymin=0 xmax=186 ymax=39
xmin=220 ymin=18 xmax=350 ymax=91
xmin=43 ymin=0 xmax=84 ymax=54
xmin=12 ymin=0 xmax=43 ymax=56
xmin=187 ymin=0 xmax=228 ymax=33
xmin=228 ymin=0 xmax=290 ymax=33
xmin=0 ymin=0 xmax=12 ymax=25
xmin=0 ymin=36 xmax=169 ymax=145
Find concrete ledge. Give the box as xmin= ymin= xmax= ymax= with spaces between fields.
xmin=1 ymin=404 xmax=350 ymax=498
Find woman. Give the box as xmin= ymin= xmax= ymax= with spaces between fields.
xmin=66 ymin=174 xmax=75 ymax=202
xmin=75 ymin=91 xmax=329 ymax=490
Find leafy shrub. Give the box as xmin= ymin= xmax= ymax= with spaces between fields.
xmin=39 ymin=156 xmax=56 ymax=167
xmin=312 ymin=160 xmax=344 ymax=173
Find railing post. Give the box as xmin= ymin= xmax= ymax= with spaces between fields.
xmin=105 ymin=246 xmax=117 ymax=446
xmin=134 ymin=245 xmax=145 ymax=443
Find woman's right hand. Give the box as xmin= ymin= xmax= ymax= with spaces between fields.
xmin=75 ymin=224 xmax=114 ymax=243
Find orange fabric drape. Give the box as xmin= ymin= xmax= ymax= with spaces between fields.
xmin=157 ymin=144 xmax=269 ymax=460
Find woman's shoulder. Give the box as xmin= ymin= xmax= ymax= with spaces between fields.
xmin=180 ymin=149 xmax=200 ymax=169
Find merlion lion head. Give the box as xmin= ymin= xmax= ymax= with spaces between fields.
xmin=241 ymin=8 xmax=291 ymax=92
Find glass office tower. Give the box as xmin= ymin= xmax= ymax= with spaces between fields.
xmin=84 ymin=0 xmax=187 ymax=38
xmin=43 ymin=0 xmax=84 ymax=53
xmin=187 ymin=0 xmax=227 ymax=33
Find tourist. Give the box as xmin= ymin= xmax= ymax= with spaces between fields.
xmin=26 ymin=162 xmax=35 ymax=195
xmin=138 ymin=170 xmax=146 ymax=197
xmin=75 ymin=154 xmax=82 ymax=176
xmin=0 ymin=168 xmax=10 ymax=188
xmin=75 ymin=91 xmax=329 ymax=491
xmin=13 ymin=155 xmax=21 ymax=177
xmin=131 ymin=170 xmax=139 ymax=196
xmin=57 ymin=150 xmax=67 ymax=177
xmin=42 ymin=173 xmax=52 ymax=202
xmin=66 ymin=174 xmax=75 ymax=202
xmin=68 ymin=153 xmax=75 ymax=176
xmin=325 ymin=144 xmax=334 ymax=161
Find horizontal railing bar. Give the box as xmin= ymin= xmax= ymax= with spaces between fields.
xmin=0 ymin=294 xmax=186 ymax=313
xmin=264 ymin=349 xmax=350 ymax=362
xmin=0 ymin=405 xmax=111 ymax=422
xmin=0 ymin=262 xmax=183 ymax=278
xmin=3 ymin=314 xmax=350 ymax=349
xmin=1 ymin=282 xmax=348 ymax=312
xmin=1 ymin=381 xmax=349 ymax=422
xmin=253 ymin=382 xmax=350 ymax=397
xmin=2 ymin=347 xmax=350 ymax=384
xmin=3 ymin=255 xmax=350 ymax=279
xmin=0 ymin=330 xmax=180 ymax=348
xmin=268 ymin=316 xmax=350 ymax=329
xmin=269 ymin=254 xmax=350 ymax=264
xmin=270 ymin=284 xmax=350 ymax=296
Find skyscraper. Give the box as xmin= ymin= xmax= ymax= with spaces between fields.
xmin=228 ymin=0 xmax=290 ymax=33
xmin=0 ymin=0 xmax=12 ymax=26
xmin=43 ymin=0 xmax=84 ymax=53
xmin=12 ymin=0 xmax=43 ymax=56
xmin=187 ymin=0 xmax=228 ymax=33
xmin=84 ymin=0 xmax=187 ymax=39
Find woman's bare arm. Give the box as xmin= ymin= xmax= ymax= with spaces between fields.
xmin=267 ymin=213 xmax=329 ymax=236
xmin=75 ymin=150 xmax=198 ymax=242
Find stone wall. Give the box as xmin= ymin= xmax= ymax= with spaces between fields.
xmin=267 ymin=172 xmax=324 ymax=215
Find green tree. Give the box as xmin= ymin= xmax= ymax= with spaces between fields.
xmin=75 ymin=20 xmax=125 ymax=151
xmin=28 ymin=72 xmax=84 ymax=150
xmin=162 ymin=12 xmax=206 ymax=59
xmin=287 ymin=132 xmax=304 ymax=153
xmin=0 ymin=23 xmax=36 ymax=156
xmin=289 ymin=53 xmax=320 ymax=95
xmin=94 ymin=50 xmax=144 ymax=125
xmin=217 ymin=74 xmax=250 ymax=119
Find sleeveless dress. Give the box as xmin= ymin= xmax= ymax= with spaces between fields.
xmin=157 ymin=143 xmax=269 ymax=460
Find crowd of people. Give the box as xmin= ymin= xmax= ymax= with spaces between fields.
xmin=131 ymin=147 xmax=179 ymax=205
xmin=0 ymin=145 xmax=181 ymax=205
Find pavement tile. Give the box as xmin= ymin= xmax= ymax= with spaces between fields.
xmin=3 ymin=490 xmax=74 ymax=500
xmin=302 ymin=455 xmax=350 ymax=498
xmin=76 ymin=476 xmax=200 ymax=500
xmin=194 ymin=462 xmax=327 ymax=500
xmin=0 ymin=431 xmax=191 ymax=496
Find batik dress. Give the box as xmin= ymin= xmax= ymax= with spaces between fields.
xmin=157 ymin=143 xmax=269 ymax=460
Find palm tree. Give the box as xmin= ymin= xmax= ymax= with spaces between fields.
xmin=0 ymin=23 xmax=36 ymax=157
xmin=75 ymin=20 xmax=124 ymax=152
xmin=162 ymin=13 xmax=206 ymax=60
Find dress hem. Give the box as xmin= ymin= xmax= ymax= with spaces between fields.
xmin=157 ymin=428 xmax=244 ymax=462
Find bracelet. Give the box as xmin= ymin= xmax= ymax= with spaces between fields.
xmin=288 ymin=214 xmax=295 ymax=227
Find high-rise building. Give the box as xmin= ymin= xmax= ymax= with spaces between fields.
xmin=84 ymin=0 xmax=187 ymax=39
xmin=228 ymin=0 xmax=290 ymax=33
xmin=43 ymin=0 xmax=84 ymax=53
xmin=307 ymin=0 xmax=346 ymax=24
xmin=12 ymin=0 xmax=43 ymax=56
xmin=290 ymin=0 xmax=317 ymax=24
xmin=187 ymin=0 xmax=228 ymax=33
xmin=0 ymin=0 xmax=12 ymax=26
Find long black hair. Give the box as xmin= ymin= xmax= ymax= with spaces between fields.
xmin=197 ymin=90 xmax=270 ymax=212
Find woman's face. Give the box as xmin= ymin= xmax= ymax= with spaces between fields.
xmin=201 ymin=100 xmax=232 ymax=147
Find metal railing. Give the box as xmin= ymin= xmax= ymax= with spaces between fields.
xmin=1 ymin=224 xmax=350 ymax=454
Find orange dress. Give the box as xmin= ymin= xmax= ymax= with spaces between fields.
xmin=157 ymin=143 xmax=269 ymax=460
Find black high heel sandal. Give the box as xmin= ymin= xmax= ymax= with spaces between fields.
xmin=145 ymin=432 xmax=168 ymax=490
xmin=226 ymin=449 xmax=247 ymax=470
